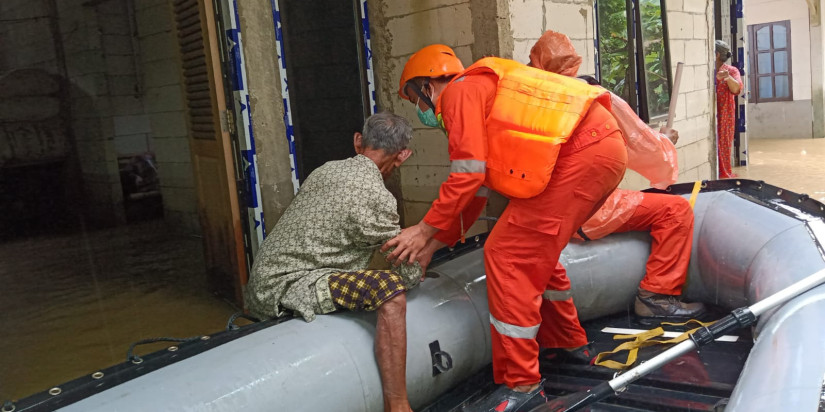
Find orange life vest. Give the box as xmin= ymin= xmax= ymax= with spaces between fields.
xmin=437 ymin=57 xmax=611 ymax=198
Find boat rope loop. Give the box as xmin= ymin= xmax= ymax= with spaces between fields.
xmin=126 ymin=336 xmax=203 ymax=363
xmin=226 ymin=312 xmax=260 ymax=331
xmin=593 ymin=319 xmax=713 ymax=369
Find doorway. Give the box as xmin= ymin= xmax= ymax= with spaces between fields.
xmin=277 ymin=0 xmax=373 ymax=181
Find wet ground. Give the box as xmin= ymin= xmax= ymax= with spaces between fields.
xmin=0 ymin=221 xmax=240 ymax=401
xmin=0 ymin=138 xmax=822 ymax=403
xmin=734 ymin=138 xmax=825 ymax=202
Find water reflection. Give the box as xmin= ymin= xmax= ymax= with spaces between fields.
xmin=0 ymin=221 xmax=238 ymax=400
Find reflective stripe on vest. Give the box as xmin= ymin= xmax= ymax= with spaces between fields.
xmin=451 ymin=159 xmax=486 ymax=174
xmin=489 ymin=314 xmax=540 ymax=339
xmin=476 ymin=186 xmax=491 ymax=197
xmin=542 ymin=289 xmax=573 ymax=301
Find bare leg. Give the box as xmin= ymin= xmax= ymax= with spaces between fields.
xmin=375 ymin=292 xmax=412 ymax=412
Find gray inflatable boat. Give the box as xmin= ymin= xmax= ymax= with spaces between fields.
xmin=9 ymin=180 xmax=825 ymax=412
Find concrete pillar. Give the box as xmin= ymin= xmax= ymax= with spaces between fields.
xmin=470 ymin=0 xmax=513 ymax=60
xmin=809 ymin=0 xmax=825 ymax=138
xmin=236 ymin=1 xmax=296 ymax=230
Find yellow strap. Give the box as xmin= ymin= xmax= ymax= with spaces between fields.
xmin=688 ymin=180 xmax=702 ymax=209
xmin=594 ymin=319 xmax=715 ymax=369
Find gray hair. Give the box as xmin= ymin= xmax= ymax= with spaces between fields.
xmin=361 ymin=112 xmax=413 ymax=154
xmin=715 ymin=40 xmax=731 ymax=58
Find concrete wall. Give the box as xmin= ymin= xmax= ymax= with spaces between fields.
xmin=747 ymin=0 xmax=811 ymax=100
xmin=748 ymin=99 xmax=814 ymax=138
xmin=746 ymin=0 xmax=814 ymax=139
xmin=134 ymin=0 xmax=199 ymax=234
xmin=0 ymin=0 xmax=59 ymax=75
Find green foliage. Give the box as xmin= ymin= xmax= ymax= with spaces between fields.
xmin=598 ymin=0 xmax=632 ymax=102
xmin=598 ymin=0 xmax=671 ymax=119
xmin=639 ymin=0 xmax=670 ymax=118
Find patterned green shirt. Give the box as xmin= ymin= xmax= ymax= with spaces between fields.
xmin=244 ymin=155 xmax=422 ymax=322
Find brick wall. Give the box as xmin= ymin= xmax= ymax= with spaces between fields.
xmin=510 ymin=0 xmax=596 ymax=75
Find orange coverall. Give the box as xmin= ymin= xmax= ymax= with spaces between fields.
xmin=427 ymin=72 xmax=627 ymax=388
xmin=575 ymin=93 xmax=694 ymax=296
xmin=529 ymin=31 xmax=694 ymax=297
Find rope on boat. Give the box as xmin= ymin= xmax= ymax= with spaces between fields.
xmin=226 ymin=312 xmax=260 ymax=331
xmin=126 ymin=336 xmax=203 ymax=364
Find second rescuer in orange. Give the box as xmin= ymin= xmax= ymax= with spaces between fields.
xmin=529 ymin=30 xmax=705 ymax=320
xmin=383 ymin=45 xmax=627 ymax=412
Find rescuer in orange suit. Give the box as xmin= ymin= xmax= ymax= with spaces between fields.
xmin=383 ymin=44 xmax=628 ymax=412
xmin=529 ymin=31 xmax=705 ymax=321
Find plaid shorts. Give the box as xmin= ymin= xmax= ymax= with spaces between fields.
xmin=327 ymin=270 xmax=407 ymax=312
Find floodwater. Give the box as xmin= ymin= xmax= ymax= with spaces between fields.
xmin=733 ymin=138 xmax=825 ymax=202
xmin=0 ymin=221 xmax=240 ymax=401
xmin=0 ymin=138 xmax=823 ymax=403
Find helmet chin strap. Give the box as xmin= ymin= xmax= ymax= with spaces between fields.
xmin=406 ymin=80 xmax=436 ymax=112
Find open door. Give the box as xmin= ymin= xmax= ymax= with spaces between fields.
xmin=172 ymin=0 xmax=247 ymax=305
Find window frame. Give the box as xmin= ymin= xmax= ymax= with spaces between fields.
xmin=747 ymin=20 xmax=793 ymax=103
xmin=595 ymin=0 xmax=673 ymax=124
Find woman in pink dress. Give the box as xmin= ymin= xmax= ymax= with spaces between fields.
xmin=715 ymin=40 xmax=743 ymax=178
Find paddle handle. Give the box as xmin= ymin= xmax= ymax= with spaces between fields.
xmin=750 ymin=268 xmax=825 ymax=316
xmin=663 ymin=62 xmax=684 ymax=132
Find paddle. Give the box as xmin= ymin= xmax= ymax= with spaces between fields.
xmin=661 ymin=62 xmax=684 ymax=134
xmin=529 ymin=267 xmax=825 ymax=412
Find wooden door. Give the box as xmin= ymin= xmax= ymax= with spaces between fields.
xmin=173 ymin=0 xmax=246 ymax=305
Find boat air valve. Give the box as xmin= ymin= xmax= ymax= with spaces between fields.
xmin=429 ymin=340 xmax=453 ymax=376
xmin=2 ymin=401 xmax=15 ymax=412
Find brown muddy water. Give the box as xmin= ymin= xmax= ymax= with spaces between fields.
xmin=0 ymin=221 xmax=240 ymax=401
xmin=734 ymin=138 xmax=825 ymax=202
xmin=0 ymin=138 xmax=823 ymax=402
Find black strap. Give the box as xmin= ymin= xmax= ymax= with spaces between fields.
xmin=406 ymin=79 xmax=436 ymax=112
xmin=577 ymin=227 xmax=591 ymax=242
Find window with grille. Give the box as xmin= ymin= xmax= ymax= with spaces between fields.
xmin=596 ymin=0 xmax=673 ymax=123
xmin=748 ymin=20 xmax=792 ymax=103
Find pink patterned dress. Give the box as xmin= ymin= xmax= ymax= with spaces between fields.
xmin=715 ymin=63 xmax=742 ymax=178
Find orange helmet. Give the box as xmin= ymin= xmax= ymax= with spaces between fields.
xmin=398 ymin=44 xmax=464 ymax=101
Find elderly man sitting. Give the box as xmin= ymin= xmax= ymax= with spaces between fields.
xmin=245 ymin=112 xmax=441 ymax=412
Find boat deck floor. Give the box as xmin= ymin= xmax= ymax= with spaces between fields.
xmin=424 ymin=307 xmax=753 ymax=412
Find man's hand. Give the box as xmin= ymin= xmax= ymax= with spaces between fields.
xmin=416 ymin=238 xmax=447 ymax=280
xmin=660 ymin=127 xmax=679 ymax=144
xmin=382 ymin=221 xmax=438 ymax=266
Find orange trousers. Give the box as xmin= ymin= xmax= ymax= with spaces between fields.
xmin=484 ymin=132 xmax=627 ymax=388
xmin=612 ymin=193 xmax=694 ymax=295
